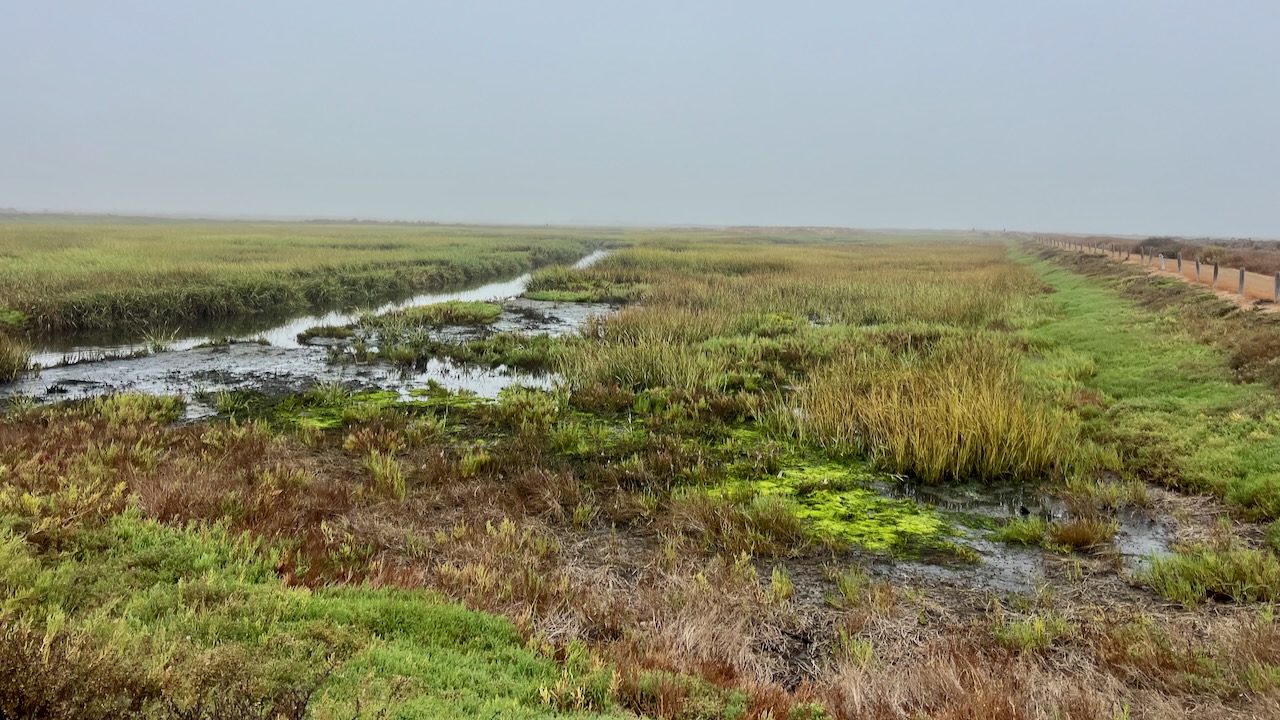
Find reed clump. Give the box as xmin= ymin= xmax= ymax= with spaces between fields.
xmin=0 ymin=334 xmax=28 ymax=381
xmin=791 ymin=339 xmax=1079 ymax=483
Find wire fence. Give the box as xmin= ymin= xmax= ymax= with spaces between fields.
xmin=1032 ymin=236 xmax=1280 ymax=304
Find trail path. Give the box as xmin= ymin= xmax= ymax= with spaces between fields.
xmin=1033 ymin=238 xmax=1280 ymax=313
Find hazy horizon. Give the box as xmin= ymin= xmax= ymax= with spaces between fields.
xmin=3 ymin=2 xmax=1277 ymax=237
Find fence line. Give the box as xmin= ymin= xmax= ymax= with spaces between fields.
xmin=1030 ymin=236 xmax=1280 ymax=304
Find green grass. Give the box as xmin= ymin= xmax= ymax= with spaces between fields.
xmin=13 ymin=229 xmax=1280 ymax=714
xmin=1017 ymin=250 xmax=1280 ymax=519
xmin=1140 ymin=546 xmax=1280 ymax=607
xmin=992 ymin=516 xmax=1050 ymax=546
xmin=378 ymin=300 xmax=504 ymax=328
xmin=398 ymin=332 xmax=568 ymax=371
xmin=0 ymin=513 xmax=626 ymax=718
xmin=296 ymin=324 xmax=355 ymax=344
xmin=991 ymin=515 xmax=1117 ymax=552
xmin=0 ymin=220 xmax=603 ymax=335
xmin=524 ymin=266 xmax=649 ymax=304
xmin=991 ymin=613 xmax=1075 ymax=652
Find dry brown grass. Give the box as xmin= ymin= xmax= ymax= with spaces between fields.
xmin=5 ymin=396 xmax=1280 ymax=717
xmin=1048 ymin=516 xmax=1119 ymax=550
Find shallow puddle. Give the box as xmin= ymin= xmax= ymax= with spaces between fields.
xmin=883 ymin=479 xmax=1174 ymax=585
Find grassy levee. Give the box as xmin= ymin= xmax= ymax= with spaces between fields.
xmin=1017 ymin=247 xmax=1280 ymax=519
xmin=0 ymin=220 xmax=607 ymax=336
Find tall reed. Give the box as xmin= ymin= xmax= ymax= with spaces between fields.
xmin=0 ymin=334 xmax=28 ymax=381
xmin=790 ymin=339 xmax=1078 ymax=483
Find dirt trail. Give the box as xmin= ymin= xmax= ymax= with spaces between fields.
xmin=1051 ymin=242 xmax=1280 ymax=313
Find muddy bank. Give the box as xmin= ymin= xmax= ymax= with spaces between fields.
xmin=3 ymin=251 xmax=611 ymax=413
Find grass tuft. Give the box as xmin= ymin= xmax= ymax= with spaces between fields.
xmin=1141 ymin=547 xmax=1280 ymax=607
xmin=793 ymin=340 xmax=1078 ymax=483
xmin=0 ymin=334 xmax=29 ymax=381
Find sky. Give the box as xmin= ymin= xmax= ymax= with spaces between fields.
xmin=2 ymin=1 xmax=1278 ymax=236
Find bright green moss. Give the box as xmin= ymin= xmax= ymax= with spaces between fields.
xmin=720 ymin=461 xmax=951 ymax=552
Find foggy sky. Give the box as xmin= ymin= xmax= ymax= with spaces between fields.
xmin=2 ymin=1 xmax=1278 ymax=236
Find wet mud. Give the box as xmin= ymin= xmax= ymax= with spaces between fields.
xmin=3 ymin=251 xmax=611 ymax=416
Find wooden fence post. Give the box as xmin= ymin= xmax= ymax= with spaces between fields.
xmin=1239 ymin=268 xmax=1246 ymax=296
xmin=1275 ymin=272 xmax=1279 ymax=302
xmin=1195 ymin=259 xmax=1201 ymax=281
xmin=1159 ymin=254 xmax=1166 ymax=271
xmin=1213 ymin=263 xmax=1219 ymax=290
xmin=1177 ymin=252 xmax=1182 ymax=273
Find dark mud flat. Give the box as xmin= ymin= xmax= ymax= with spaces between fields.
xmin=3 ymin=251 xmax=612 ymax=415
xmin=8 ymin=342 xmax=553 ymax=420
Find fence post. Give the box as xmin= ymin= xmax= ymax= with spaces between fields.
xmin=1177 ymin=252 xmax=1182 ymax=273
xmin=1126 ymin=247 xmax=1131 ymax=261
xmin=1213 ymin=263 xmax=1219 ymax=290
xmin=1196 ymin=259 xmax=1201 ymax=281
xmin=1239 ymin=268 xmax=1246 ymax=296
xmin=1159 ymin=254 xmax=1166 ymax=271
xmin=1275 ymin=272 xmax=1279 ymax=302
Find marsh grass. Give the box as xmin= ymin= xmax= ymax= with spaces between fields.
xmin=1141 ymin=546 xmax=1280 ymax=607
xmin=377 ymin=300 xmax=503 ymax=328
xmin=525 ymin=265 xmax=650 ymax=303
xmin=992 ymin=516 xmax=1050 ymax=546
xmin=1024 ymin=247 xmax=1280 ymax=520
xmin=792 ymin=339 xmax=1079 ymax=483
xmin=1048 ymin=516 xmax=1119 ymax=549
xmin=0 ymin=334 xmax=28 ymax=381
xmin=12 ymin=229 xmax=1280 ymax=717
xmin=362 ymin=450 xmax=406 ymax=499
xmin=405 ymin=332 xmax=566 ymax=371
xmin=296 ymin=324 xmax=355 ymax=344
xmin=993 ymin=515 xmax=1117 ymax=552
xmin=0 ymin=220 xmax=602 ymax=335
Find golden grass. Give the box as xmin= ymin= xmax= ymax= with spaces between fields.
xmin=790 ymin=339 xmax=1078 ymax=483
xmin=0 ymin=334 xmax=28 ymax=381
xmin=546 ymin=237 xmax=1081 ymax=483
